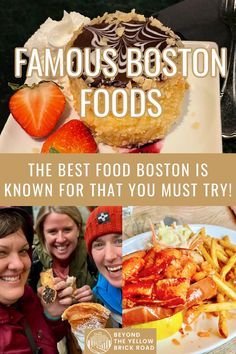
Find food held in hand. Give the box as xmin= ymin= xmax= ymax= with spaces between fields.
xmin=41 ymin=119 xmax=98 ymax=153
xmin=62 ymin=302 xmax=110 ymax=329
xmin=66 ymin=275 xmax=77 ymax=292
xmin=69 ymin=10 xmax=188 ymax=148
xmin=40 ymin=269 xmax=57 ymax=304
xmin=62 ymin=303 xmax=110 ymax=350
xmin=9 ymin=81 xmax=66 ymax=138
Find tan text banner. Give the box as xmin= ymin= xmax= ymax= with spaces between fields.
xmin=0 ymin=154 xmax=235 ymax=205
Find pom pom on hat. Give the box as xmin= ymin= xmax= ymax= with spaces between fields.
xmin=85 ymin=206 xmax=122 ymax=255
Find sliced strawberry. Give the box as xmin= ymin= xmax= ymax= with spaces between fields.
xmin=41 ymin=119 xmax=98 ymax=153
xmin=9 ymin=81 xmax=66 ymax=138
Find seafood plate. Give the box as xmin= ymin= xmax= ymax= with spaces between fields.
xmin=122 ymin=224 xmax=236 ymax=353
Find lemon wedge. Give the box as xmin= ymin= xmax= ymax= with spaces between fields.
xmin=131 ymin=311 xmax=183 ymax=340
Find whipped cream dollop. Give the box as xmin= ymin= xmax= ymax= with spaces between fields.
xmin=24 ymin=11 xmax=90 ymax=100
xmin=24 ymin=11 xmax=90 ymax=53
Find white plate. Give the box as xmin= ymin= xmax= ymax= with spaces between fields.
xmin=0 ymin=41 xmax=222 ymax=153
xmin=123 ymin=224 xmax=236 ymax=354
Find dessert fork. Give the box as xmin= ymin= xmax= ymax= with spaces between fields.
xmin=219 ymin=0 xmax=236 ymax=138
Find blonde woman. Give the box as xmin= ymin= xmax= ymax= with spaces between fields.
xmin=33 ymin=206 xmax=98 ymax=353
xmin=33 ymin=206 xmax=96 ymax=302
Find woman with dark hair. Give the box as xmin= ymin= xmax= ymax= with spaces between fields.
xmin=0 ymin=207 xmax=74 ymax=354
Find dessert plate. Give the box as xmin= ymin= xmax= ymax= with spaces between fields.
xmin=0 ymin=41 xmax=222 ymax=153
xmin=123 ymin=224 xmax=236 ymax=354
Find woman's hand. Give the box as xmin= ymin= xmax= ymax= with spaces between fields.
xmin=73 ymin=285 xmax=93 ymax=303
xmin=38 ymin=277 xmax=74 ymax=318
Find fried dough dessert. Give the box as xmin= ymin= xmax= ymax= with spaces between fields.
xmin=40 ymin=269 xmax=76 ymax=303
xmin=62 ymin=303 xmax=110 ymax=350
xmin=66 ymin=275 xmax=77 ymax=292
xmin=40 ymin=269 xmax=57 ymax=304
xmin=69 ymin=10 xmax=188 ymax=148
xmin=62 ymin=302 xmax=110 ymax=329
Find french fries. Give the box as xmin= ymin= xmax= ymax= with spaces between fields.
xmin=184 ymin=306 xmax=201 ymax=325
xmin=199 ymin=302 xmax=236 ymax=312
xmin=217 ymin=293 xmax=228 ymax=339
xmin=211 ymin=238 xmax=219 ymax=268
xmin=226 ymin=280 xmax=236 ymax=292
xmin=199 ymin=244 xmax=217 ymax=269
xmin=211 ymin=274 xmax=236 ymax=301
xmin=220 ymin=253 xmax=236 ymax=279
xmin=225 ymin=249 xmax=235 ymax=257
xmin=196 ymin=229 xmax=236 ymax=339
xmin=193 ymin=271 xmax=207 ymax=282
xmin=223 ymin=235 xmax=230 ymax=242
xmin=216 ymin=251 xmax=228 ymax=263
xmin=219 ymin=239 xmax=236 ymax=252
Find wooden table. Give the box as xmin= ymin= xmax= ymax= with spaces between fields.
xmin=123 ymin=206 xmax=236 ymax=354
xmin=123 ymin=206 xmax=236 ymax=240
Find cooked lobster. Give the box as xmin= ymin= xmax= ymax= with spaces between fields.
xmin=122 ymin=241 xmax=217 ymax=326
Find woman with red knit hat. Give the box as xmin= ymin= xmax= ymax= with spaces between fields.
xmin=84 ymin=206 xmax=122 ymax=327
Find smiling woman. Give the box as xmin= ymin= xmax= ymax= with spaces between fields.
xmin=33 ymin=206 xmax=97 ymax=352
xmin=34 ymin=206 xmax=95 ymax=300
xmin=91 ymin=233 xmax=122 ymax=289
xmin=0 ymin=206 xmax=73 ymax=354
xmin=84 ymin=206 xmax=122 ymax=327
xmin=0 ymin=210 xmax=32 ymax=306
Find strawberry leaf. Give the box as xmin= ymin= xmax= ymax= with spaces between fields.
xmin=49 ymin=147 xmax=60 ymax=153
xmin=8 ymin=81 xmax=64 ymax=92
xmin=8 ymin=82 xmax=24 ymax=91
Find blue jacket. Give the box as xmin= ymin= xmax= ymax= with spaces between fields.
xmin=93 ymin=274 xmax=122 ymax=315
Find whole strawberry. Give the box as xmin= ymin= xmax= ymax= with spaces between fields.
xmin=9 ymin=81 xmax=66 ymax=138
xmin=41 ymin=119 xmax=98 ymax=153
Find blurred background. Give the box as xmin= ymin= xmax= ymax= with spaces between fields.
xmin=0 ymin=0 xmax=235 ymax=151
